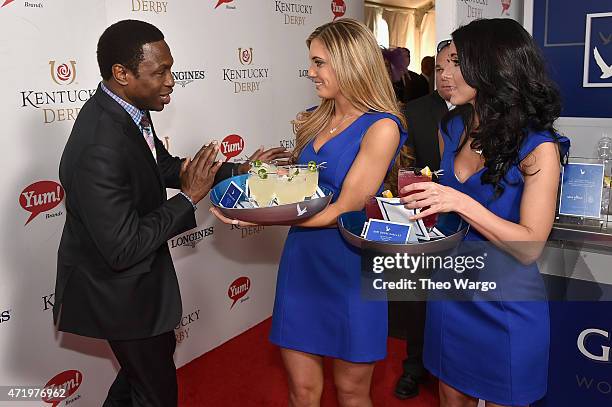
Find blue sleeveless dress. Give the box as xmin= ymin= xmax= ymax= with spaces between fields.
xmin=424 ymin=116 xmax=570 ymax=405
xmin=270 ymin=111 xmax=407 ymax=362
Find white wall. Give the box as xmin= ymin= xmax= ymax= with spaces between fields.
xmin=0 ymin=1 xmax=363 ymax=406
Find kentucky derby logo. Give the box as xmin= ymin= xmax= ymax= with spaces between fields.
xmin=49 ymin=60 xmax=77 ymax=85
xmin=331 ymin=0 xmax=345 ymax=21
xmin=223 ymin=48 xmax=268 ymax=93
xmin=238 ymin=48 xmax=253 ymax=65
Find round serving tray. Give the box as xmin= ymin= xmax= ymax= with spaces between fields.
xmin=338 ymin=211 xmax=469 ymax=254
xmin=210 ymin=174 xmax=333 ymax=226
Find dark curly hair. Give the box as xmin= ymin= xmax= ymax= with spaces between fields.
xmin=97 ymin=20 xmax=164 ymax=80
xmin=442 ymin=18 xmax=563 ymax=198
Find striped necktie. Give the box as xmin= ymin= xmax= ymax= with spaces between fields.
xmin=139 ymin=114 xmax=157 ymax=161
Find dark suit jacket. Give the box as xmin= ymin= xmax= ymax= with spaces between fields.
xmin=393 ymin=70 xmax=430 ymax=105
xmin=54 ymin=84 xmax=234 ymax=340
xmin=404 ymin=91 xmax=449 ymax=171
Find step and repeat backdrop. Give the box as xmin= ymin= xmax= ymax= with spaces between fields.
xmin=0 ymin=1 xmax=363 ymax=405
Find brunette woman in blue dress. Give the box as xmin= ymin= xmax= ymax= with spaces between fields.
xmin=401 ymin=19 xmax=570 ymax=407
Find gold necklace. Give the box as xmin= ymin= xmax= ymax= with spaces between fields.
xmin=328 ymin=114 xmax=355 ymax=135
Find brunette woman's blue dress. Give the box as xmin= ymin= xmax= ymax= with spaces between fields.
xmin=270 ymin=112 xmax=407 ymax=362
xmin=423 ymin=115 xmax=570 ymax=405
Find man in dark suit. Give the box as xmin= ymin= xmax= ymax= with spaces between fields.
xmin=394 ymin=40 xmax=454 ymax=400
xmin=394 ymin=47 xmax=430 ymax=104
xmin=54 ymin=20 xmax=288 ymax=407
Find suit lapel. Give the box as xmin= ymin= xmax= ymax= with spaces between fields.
xmin=94 ymin=86 xmax=164 ymax=192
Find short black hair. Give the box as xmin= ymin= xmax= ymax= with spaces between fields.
xmin=97 ymin=19 xmax=164 ymax=80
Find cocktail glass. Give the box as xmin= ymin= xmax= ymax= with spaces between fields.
xmin=398 ymin=167 xmax=437 ymax=228
xmin=365 ymin=196 xmax=384 ymax=220
xmin=248 ymin=173 xmax=278 ymax=207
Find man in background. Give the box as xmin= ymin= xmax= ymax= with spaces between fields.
xmin=395 ymin=47 xmax=430 ymax=104
xmin=420 ymin=56 xmax=435 ymax=94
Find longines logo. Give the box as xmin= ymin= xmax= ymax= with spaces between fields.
xmin=19 ymin=180 xmax=65 ymax=225
xmin=175 ymin=308 xmax=200 ymax=344
xmin=170 ymin=226 xmax=214 ymax=248
xmin=231 ymin=224 xmax=265 ymax=239
xmin=172 ymin=69 xmax=206 ymax=88
xmin=331 ymin=0 xmax=346 ymax=20
xmin=131 ymin=0 xmax=167 ymax=13
xmin=0 ymin=309 xmax=11 ymax=324
xmin=50 ymin=60 xmax=77 ymax=85
xmin=20 ymin=59 xmax=95 ymax=125
xmin=214 ymin=0 xmax=235 ymax=9
xmin=275 ymin=1 xmax=312 ymax=26
xmin=223 ymin=48 xmax=269 ymax=94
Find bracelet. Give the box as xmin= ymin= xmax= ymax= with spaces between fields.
xmin=179 ymin=191 xmax=197 ymax=211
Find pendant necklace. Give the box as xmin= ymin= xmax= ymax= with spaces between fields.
xmin=328 ymin=114 xmax=355 ymax=135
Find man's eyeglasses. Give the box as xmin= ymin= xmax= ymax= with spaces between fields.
xmin=437 ymin=39 xmax=452 ymax=54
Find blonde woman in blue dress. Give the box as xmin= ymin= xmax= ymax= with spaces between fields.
xmin=212 ymin=19 xmax=407 ymax=407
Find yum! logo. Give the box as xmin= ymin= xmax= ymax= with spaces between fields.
xmin=42 ymin=370 xmax=82 ymax=407
xmin=220 ymin=134 xmax=244 ymax=161
xmin=19 ymin=180 xmax=64 ymax=225
xmin=214 ymin=0 xmax=233 ymax=8
xmin=228 ymin=277 xmax=250 ymax=309
xmin=500 ymin=0 xmax=511 ymax=15
xmin=49 ymin=61 xmax=77 ymax=85
xmin=331 ymin=0 xmax=345 ymax=20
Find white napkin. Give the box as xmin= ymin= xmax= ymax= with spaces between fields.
xmin=309 ymin=187 xmax=326 ymax=199
xmin=428 ymin=227 xmax=446 ymax=240
xmin=377 ymin=198 xmax=431 ymax=241
xmin=236 ymin=199 xmax=258 ymax=209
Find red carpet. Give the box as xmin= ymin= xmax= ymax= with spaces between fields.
xmin=178 ymin=318 xmax=439 ymax=406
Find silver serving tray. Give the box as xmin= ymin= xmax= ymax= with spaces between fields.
xmin=338 ymin=211 xmax=469 ymax=254
xmin=210 ymin=174 xmax=333 ymax=226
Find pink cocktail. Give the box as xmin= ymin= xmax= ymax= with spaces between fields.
xmin=365 ymin=196 xmax=384 ymax=220
xmin=398 ymin=168 xmax=437 ymax=228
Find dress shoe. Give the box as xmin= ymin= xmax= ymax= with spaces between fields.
xmin=393 ymin=373 xmax=422 ymax=400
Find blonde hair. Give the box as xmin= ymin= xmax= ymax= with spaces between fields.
xmin=292 ymin=18 xmax=406 ymax=161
